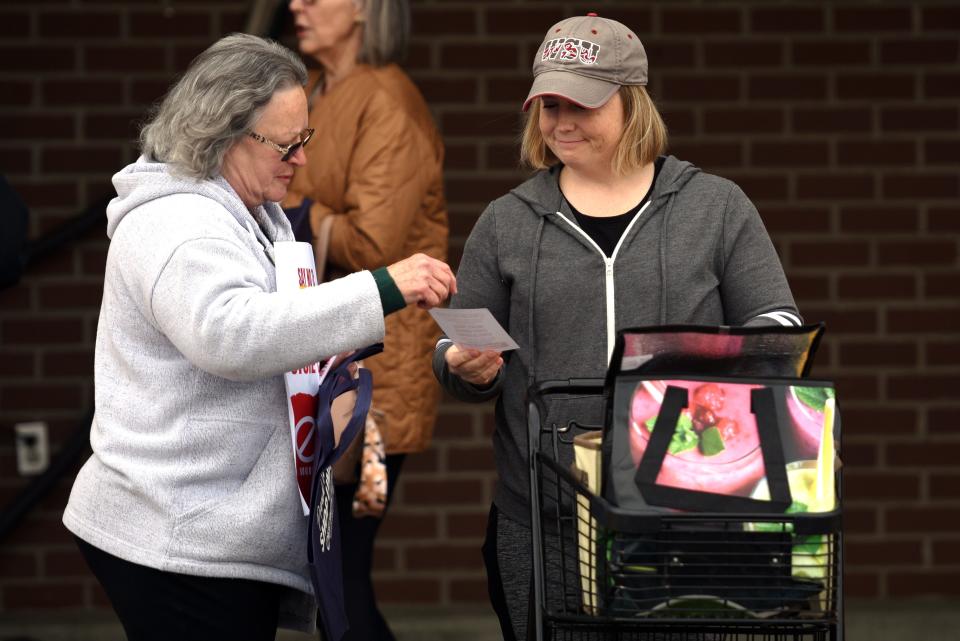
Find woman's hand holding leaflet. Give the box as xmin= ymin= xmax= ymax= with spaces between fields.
xmin=445 ymin=345 xmax=503 ymax=387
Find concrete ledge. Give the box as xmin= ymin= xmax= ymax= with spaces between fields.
xmin=1 ymin=600 xmax=957 ymax=641
xmin=842 ymin=599 xmax=958 ymax=641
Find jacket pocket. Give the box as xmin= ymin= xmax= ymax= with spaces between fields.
xmin=169 ymin=424 xmax=302 ymax=570
xmin=172 ymin=417 xmax=274 ymax=526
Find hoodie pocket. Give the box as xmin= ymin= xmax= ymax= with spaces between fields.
xmin=172 ymin=417 xmax=274 ymax=526
xmin=168 ymin=423 xmax=304 ymax=571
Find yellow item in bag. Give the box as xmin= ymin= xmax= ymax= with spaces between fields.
xmin=572 ymin=431 xmax=602 ymax=615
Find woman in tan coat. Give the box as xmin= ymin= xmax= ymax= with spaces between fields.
xmin=283 ymin=1 xmax=448 ymax=639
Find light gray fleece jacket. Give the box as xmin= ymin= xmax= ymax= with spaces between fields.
xmin=433 ymin=157 xmax=801 ymax=527
xmin=62 ymin=157 xmax=385 ymax=632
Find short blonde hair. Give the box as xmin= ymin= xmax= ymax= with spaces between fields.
xmin=519 ymin=85 xmax=668 ymax=175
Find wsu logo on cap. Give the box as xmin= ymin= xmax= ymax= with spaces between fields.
xmin=541 ymin=37 xmax=601 ymax=65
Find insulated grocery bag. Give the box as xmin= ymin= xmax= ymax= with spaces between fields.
xmin=597 ymin=324 xmax=839 ymax=616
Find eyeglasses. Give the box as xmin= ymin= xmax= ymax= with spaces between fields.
xmin=247 ymin=128 xmax=315 ymax=162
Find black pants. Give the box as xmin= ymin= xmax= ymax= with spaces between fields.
xmin=483 ymin=506 xmax=613 ymax=641
xmin=333 ymin=453 xmax=405 ymax=641
xmin=75 ymin=537 xmax=284 ymax=641
xmin=482 ymin=504 xmax=516 ymax=641
xmin=482 ymin=503 xmax=539 ymax=641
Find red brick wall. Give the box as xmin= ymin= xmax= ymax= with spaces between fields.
xmin=1 ymin=0 xmax=958 ymax=616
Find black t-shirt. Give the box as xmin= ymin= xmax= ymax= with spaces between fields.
xmin=566 ymin=156 xmax=665 ymax=257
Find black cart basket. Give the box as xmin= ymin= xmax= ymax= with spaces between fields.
xmin=526 ymin=326 xmax=843 ymax=641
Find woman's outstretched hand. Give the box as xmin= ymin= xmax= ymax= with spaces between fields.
xmin=387 ymin=253 xmax=457 ymax=309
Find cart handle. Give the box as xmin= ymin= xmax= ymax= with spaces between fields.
xmin=526 ymin=378 xmax=606 ymax=422
xmin=531 ymin=378 xmax=607 ymax=395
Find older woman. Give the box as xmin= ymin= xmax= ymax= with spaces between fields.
xmin=433 ymin=14 xmax=802 ymax=640
xmin=61 ymin=34 xmax=454 ymax=641
xmin=282 ymin=1 xmax=448 ymax=639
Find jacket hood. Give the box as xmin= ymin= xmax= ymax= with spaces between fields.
xmin=106 ymin=156 xmax=291 ymax=242
xmin=507 ymin=155 xmax=701 ymax=215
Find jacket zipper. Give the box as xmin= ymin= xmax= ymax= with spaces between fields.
xmin=551 ymin=200 xmax=652 ymax=364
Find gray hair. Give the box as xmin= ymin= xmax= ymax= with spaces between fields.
xmin=357 ymin=0 xmax=410 ymax=66
xmin=140 ymin=33 xmax=308 ymax=180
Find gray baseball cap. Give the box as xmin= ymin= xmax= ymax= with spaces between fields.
xmin=523 ymin=13 xmax=648 ymax=112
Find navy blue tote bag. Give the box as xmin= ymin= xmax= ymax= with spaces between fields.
xmin=306 ymin=344 xmax=381 ymax=641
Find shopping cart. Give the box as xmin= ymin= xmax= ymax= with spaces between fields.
xmin=526 ymin=379 xmax=843 ymax=641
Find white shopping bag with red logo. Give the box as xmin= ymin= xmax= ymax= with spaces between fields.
xmin=275 ymin=241 xmax=338 ymax=515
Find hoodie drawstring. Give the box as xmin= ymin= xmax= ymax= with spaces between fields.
xmin=658 ymin=194 xmax=676 ymax=325
xmin=526 ymin=217 xmax=545 ymax=389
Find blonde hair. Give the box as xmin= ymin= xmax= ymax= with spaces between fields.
xmin=519 ymin=85 xmax=668 ymax=175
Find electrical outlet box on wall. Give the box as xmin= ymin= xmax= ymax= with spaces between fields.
xmin=14 ymin=422 xmax=49 ymax=476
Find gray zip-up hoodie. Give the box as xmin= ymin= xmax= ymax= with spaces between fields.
xmin=62 ymin=157 xmax=386 ymax=631
xmin=433 ymin=156 xmax=801 ymax=526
